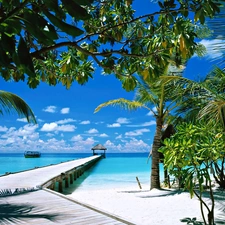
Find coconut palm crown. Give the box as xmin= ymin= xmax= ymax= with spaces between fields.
xmin=95 ymin=74 xmax=180 ymax=189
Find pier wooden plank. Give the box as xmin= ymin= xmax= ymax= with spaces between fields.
xmin=0 ymin=190 xmax=132 ymax=225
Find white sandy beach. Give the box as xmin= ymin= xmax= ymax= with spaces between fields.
xmin=68 ymin=184 xmax=224 ymax=225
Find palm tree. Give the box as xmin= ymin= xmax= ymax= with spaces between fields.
xmin=0 ymin=90 xmax=36 ymax=124
xmin=168 ymin=67 xmax=225 ymax=128
xmin=95 ymin=76 xmax=179 ymax=189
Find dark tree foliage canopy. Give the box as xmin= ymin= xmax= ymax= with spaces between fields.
xmin=0 ymin=0 xmax=224 ymax=90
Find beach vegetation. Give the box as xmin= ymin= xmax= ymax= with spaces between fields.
xmin=0 ymin=90 xmax=36 ymax=124
xmin=95 ymin=71 xmax=185 ymax=189
xmin=159 ymin=67 xmax=225 ymax=224
xmin=159 ymin=122 xmax=225 ymax=225
xmin=160 ymin=124 xmax=176 ymax=188
xmin=0 ymin=0 xmax=223 ymax=90
xmin=169 ymin=67 xmax=225 ymax=189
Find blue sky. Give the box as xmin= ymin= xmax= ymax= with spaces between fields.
xmin=0 ymin=1 xmax=223 ymax=153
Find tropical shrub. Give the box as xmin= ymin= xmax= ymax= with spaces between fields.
xmin=159 ymin=122 xmax=225 ymax=225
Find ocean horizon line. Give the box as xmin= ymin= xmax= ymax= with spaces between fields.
xmin=0 ymin=152 xmax=150 ymax=154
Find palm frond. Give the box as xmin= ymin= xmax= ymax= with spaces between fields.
xmin=205 ymin=2 xmax=225 ymax=65
xmin=94 ymin=98 xmax=150 ymax=113
xmin=135 ymin=83 xmax=159 ymax=106
xmin=198 ymin=96 xmax=225 ymax=129
xmin=0 ymin=91 xmax=36 ymax=124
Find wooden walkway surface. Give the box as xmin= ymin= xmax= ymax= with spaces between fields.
xmin=0 ymin=155 xmax=100 ymax=190
xmin=0 ymin=156 xmax=135 ymax=225
xmin=0 ymin=189 xmax=132 ymax=224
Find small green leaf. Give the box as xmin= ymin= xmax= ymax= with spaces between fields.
xmin=0 ymin=45 xmax=10 ymax=66
xmin=44 ymin=0 xmax=59 ymax=12
xmin=1 ymin=33 xmax=15 ymax=54
xmin=122 ymin=76 xmax=137 ymax=91
xmin=74 ymin=0 xmax=94 ymax=5
xmin=44 ymin=10 xmax=84 ymax=37
xmin=61 ymin=0 xmax=91 ymax=20
xmin=18 ymin=36 xmax=35 ymax=75
xmin=199 ymin=13 xmax=205 ymax=24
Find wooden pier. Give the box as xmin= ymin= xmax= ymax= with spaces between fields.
xmin=0 ymin=156 xmax=134 ymax=225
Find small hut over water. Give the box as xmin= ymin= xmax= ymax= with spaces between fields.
xmin=91 ymin=144 xmax=107 ymax=158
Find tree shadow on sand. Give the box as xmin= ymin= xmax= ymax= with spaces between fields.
xmin=0 ymin=202 xmax=59 ymax=224
xmin=122 ymin=188 xmax=183 ymax=198
xmin=122 ymin=188 xmax=225 ymax=224
xmin=180 ymin=188 xmax=225 ymax=225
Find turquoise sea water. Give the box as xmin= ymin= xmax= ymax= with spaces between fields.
xmin=0 ymin=153 xmax=164 ymax=190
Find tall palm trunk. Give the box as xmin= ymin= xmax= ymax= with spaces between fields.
xmin=150 ymin=116 xmax=163 ymax=189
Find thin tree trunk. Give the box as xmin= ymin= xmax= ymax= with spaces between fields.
xmin=150 ymin=117 xmax=162 ymax=190
xmin=164 ymin=168 xmax=170 ymax=188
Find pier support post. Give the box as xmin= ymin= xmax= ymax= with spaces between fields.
xmin=74 ymin=171 xmax=77 ymax=180
xmin=49 ymin=183 xmax=55 ymax=190
xmin=70 ymin=174 xmax=73 ymax=184
xmin=58 ymin=181 xmax=63 ymax=193
xmin=65 ymin=177 xmax=69 ymax=188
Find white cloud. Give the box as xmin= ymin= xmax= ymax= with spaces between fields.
xmin=127 ymin=120 xmax=156 ymax=127
xmin=99 ymin=133 xmax=108 ymax=137
xmin=147 ymin=111 xmax=153 ymax=116
xmin=61 ymin=107 xmax=70 ymax=114
xmin=17 ymin=118 xmax=28 ymax=123
xmin=198 ymin=39 xmax=225 ymax=59
xmin=103 ymin=140 xmax=122 ymax=151
xmin=17 ymin=124 xmax=38 ymax=136
xmin=86 ymin=128 xmax=99 ymax=134
xmin=125 ymin=128 xmax=150 ymax=136
xmin=56 ymin=118 xmax=76 ymax=124
xmin=0 ymin=124 xmax=40 ymax=150
xmin=0 ymin=126 xmax=8 ymax=132
xmin=116 ymin=134 xmax=122 ymax=139
xmin=0 ymin=117 xmax=153 ymax=153
xmin=105 ymin=140 xmax=116 ymax=147
xmin=116 ymin=117 xmax=130 ymax=124
xmin=146 ymin=107 xmax=157 ymax=116
xmin=42 ymin=138 xmax=67 ymax=150
xmin=40 ymin=123 xmax=76 ymax=132
xmin=107 ymin=123 xmax=121 ymax=128
xmin=69 ymin=137 xmax=96 ymax=151
xmin=80 ymin=120 xmax=90 ymax=125
xmin=122 ymin=138 xmax=150 ymax=152
xmin=141 ymin=121 xmax=156 ymax=126
xmin=83 ymin=137 xmax=95 ymax=145
xmin=103 ymin=138 xmax=150 ymax=152
xmin=57 ymin=125 xmax=76 ymax=132
xmin=43 ymin=106 xmax=57 ymax=113
xmin=71 ymin=134 xmax=83 ymax=141
xmin=40 ymin=123 xmax=58 ymax=132
xmin=46 ymin=133 xmax=55 ymax=137
xmin=95 ymin=121 xmax=104 ymax=124
xmin=72 ymin=137 xmax=95 ymax=146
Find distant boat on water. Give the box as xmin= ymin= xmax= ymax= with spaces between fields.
xmin=24 ymin=151 xmax=41 ymax=158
